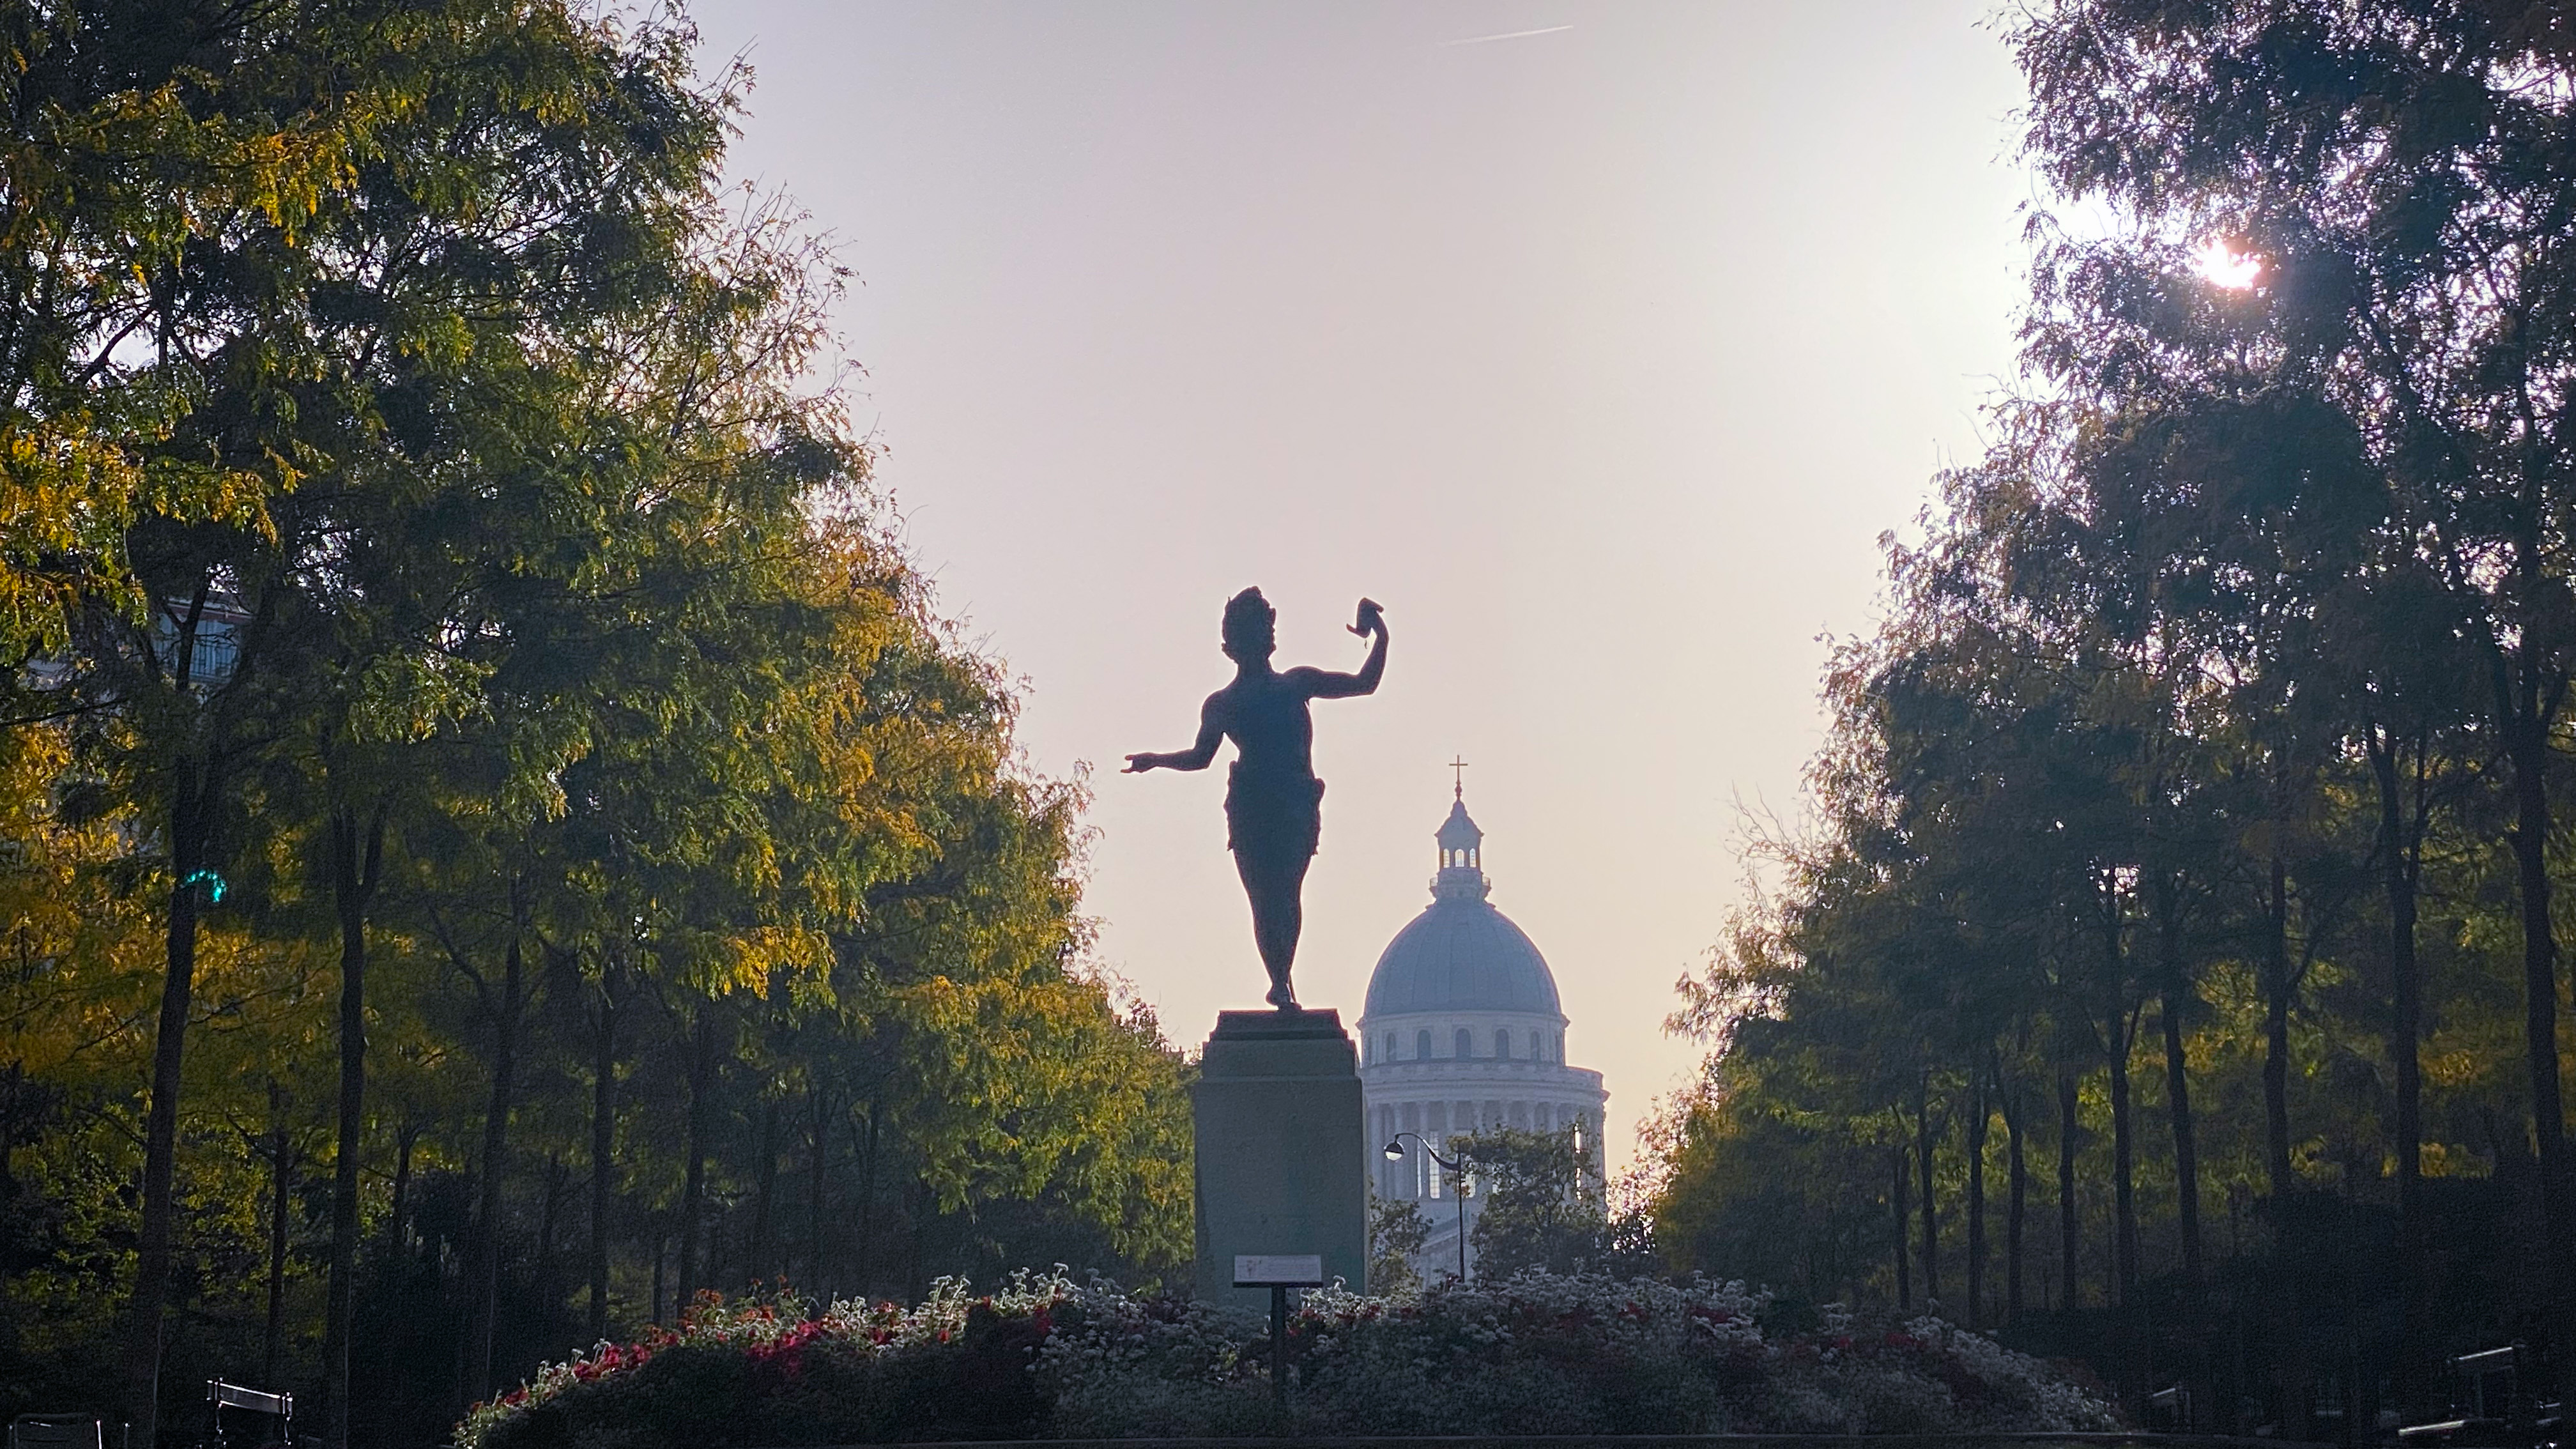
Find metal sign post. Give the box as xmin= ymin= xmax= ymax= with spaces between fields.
xmin=1233 ymin=1255 xmax=1326 ymax=1411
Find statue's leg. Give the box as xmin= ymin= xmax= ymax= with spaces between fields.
xmin=1234 ymin=847 xmax=1308 ymax=1008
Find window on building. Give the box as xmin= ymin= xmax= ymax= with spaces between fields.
xmin=1453 ymin=1027 xmax=1472 ymax=1059
xmin=1531 ymin=1030 xmax=1545 ymax=1060
xmin=152 ymin=597 xmax=247 ymax=688
xmin=1416 ymin=1029 xmax=1432 ymax=1061
xmin=1495 ymin=1028 xmax=1511 ymax=1058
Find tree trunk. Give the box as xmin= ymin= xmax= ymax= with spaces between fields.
xmin=119 ymin=751 xmax=215 ymax=1443
xmin=2110 ymin=1048 xmax=2136 ymax=1303
xmin=1966 ymin=1073 xmax=1988 ymax=1328
xmin=854 ymin=1098 xmax=880 ymax=1298
xmin=468 ymin=933 xmax=524 ymax=1404
xmin=390 ymin=1119 xmax=417 ymax=1253
xmin=752 ymin=1096 xmax=779 ymax=1284
xmin=264 ymin=1082 xmax=291 ymax=1386
xmin=2 ymin=1059 xmax=20 ymax=1192
xmin=323 ymin=804 xmax=383 ymax=1449
xmin=806 ymin=1085 xmax=830 ymax=1296
xmin=2005 ymin=1070 xmax=2026 ymax=1321
xmin=538 ymin=1155 xmax=564 ymax=1278
xmin=2161 ymin=983 xmax=2204 ymax=1283
xmin=2264 ymin=854 xmax=2294 ymax=1198
xmin=1893 ymin=1140 xmax=1912 ymax=1311
xmin=677 ymin=1011 xmax=717 ymax=1309
xmin=1917 ymin=1082 xmax=1940 ymax=1305
xmin=2103 ymin=887 xmax=2139 ymax=1305
xmin=589 ymin=974 xmax=617 ymax=1343
xmin=2154 ymin=876 xmax=2204 ymax=1284
xmin=2501 ymin=663 xmax=2576 ymax=1404
xmin=2370 ymin=724 xmax=2429 ymax=1413
xmin=2058 ymin=1070 xmax=2081 ymax=1308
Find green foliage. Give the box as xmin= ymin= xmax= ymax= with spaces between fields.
xmin=1455 ymin=1125 xmax=1611 ymax=1280
xmin=0 ymin=1 xmax=1191 ymax=1441
xmin=1647 ymin=0 xmax=2576 ymax=1425
xmin=1365 ymin=1193 xmax=1429 ymax=1299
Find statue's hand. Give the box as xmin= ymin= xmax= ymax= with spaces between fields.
xmin=1349 ymin=597 xmax=1384 ymax=638
xmin=1122 ymin=752 xmax=1159 ymax=774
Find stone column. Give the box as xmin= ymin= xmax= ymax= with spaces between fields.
xmin=1192 ymin=1009 xmax=1366 ymax=1308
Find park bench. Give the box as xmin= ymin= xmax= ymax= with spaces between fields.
xmin=193 ymin=1381 xmax=291 ymax=1449
xmin=2398 ymin=1345 xmax=2563 ymax=1449
xmin=6 ymin=1415 xmax=109 ymax=1449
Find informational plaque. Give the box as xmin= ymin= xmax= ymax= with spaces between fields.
xmin=1233 ymin=1254 xmax=1326 ymax=1287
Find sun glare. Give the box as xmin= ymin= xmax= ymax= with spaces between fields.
xmin=2193 ymin=238 xmax=2262 ymax=289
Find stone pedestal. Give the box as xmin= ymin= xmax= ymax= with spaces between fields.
xmin=1192 ymin=1008 xmax=1366 ymax=1308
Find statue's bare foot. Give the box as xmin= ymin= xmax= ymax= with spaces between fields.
xmin=1266 ymin=981 xmax=1300 ymax=1011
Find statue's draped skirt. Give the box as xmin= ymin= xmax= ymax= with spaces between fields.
xmin=1226 ymin=762 xmax=1324 ymax=865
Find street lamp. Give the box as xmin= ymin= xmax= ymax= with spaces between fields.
xmin=1382 ymin=1132 xmax=1471 ymax=1284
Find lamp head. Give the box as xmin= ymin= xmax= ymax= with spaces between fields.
xmin=1381 ymin=1140 xmax=1406 ymax=1161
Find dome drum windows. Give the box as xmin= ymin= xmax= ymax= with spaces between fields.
xmin=1366 ymin=1016 xmax=1575 ymax=1068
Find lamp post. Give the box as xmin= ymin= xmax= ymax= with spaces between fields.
xmin=1382 ymin=1132 xmax=1470 ymax=1284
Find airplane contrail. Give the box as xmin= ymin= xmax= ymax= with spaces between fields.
xmin=1439 ymin=24 xmax=1573 ymax=47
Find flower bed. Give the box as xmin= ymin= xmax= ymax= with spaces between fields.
xmin=460 ymin=1271 xmax=2117 ymax=1448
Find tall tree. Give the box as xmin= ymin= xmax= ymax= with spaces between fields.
xmin=2014 ymin=0 xmax=2576 ymax=1393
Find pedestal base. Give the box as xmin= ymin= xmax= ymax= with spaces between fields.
xmin=1191 ymin=1008 xmax=1367 ymax=1308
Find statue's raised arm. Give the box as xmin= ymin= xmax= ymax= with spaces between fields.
xmin=1287 ymin=597 xmax=1387 ymax=701
xmin=1123 ymin=587 xmax=1388 ymax=1009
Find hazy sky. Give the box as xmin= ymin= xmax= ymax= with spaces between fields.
xmin=687 ymin=1 xmax=2037 ymax=1172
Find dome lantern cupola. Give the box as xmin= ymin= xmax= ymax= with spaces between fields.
xmin=1434 ymin=786 xmax=1488 ymax=902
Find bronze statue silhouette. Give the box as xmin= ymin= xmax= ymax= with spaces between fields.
xmin=1126 ymin=588 xmax=1387 ymax=1009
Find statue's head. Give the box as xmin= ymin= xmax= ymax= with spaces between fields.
xmin=1221 ymin=586 xmax=1276 ymax=662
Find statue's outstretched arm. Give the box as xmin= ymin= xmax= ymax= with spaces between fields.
xmin=1123 ymin=694 xmax=1227 ymax=773
xmin=1297 ymin=601 xmax=1388 ymax=700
